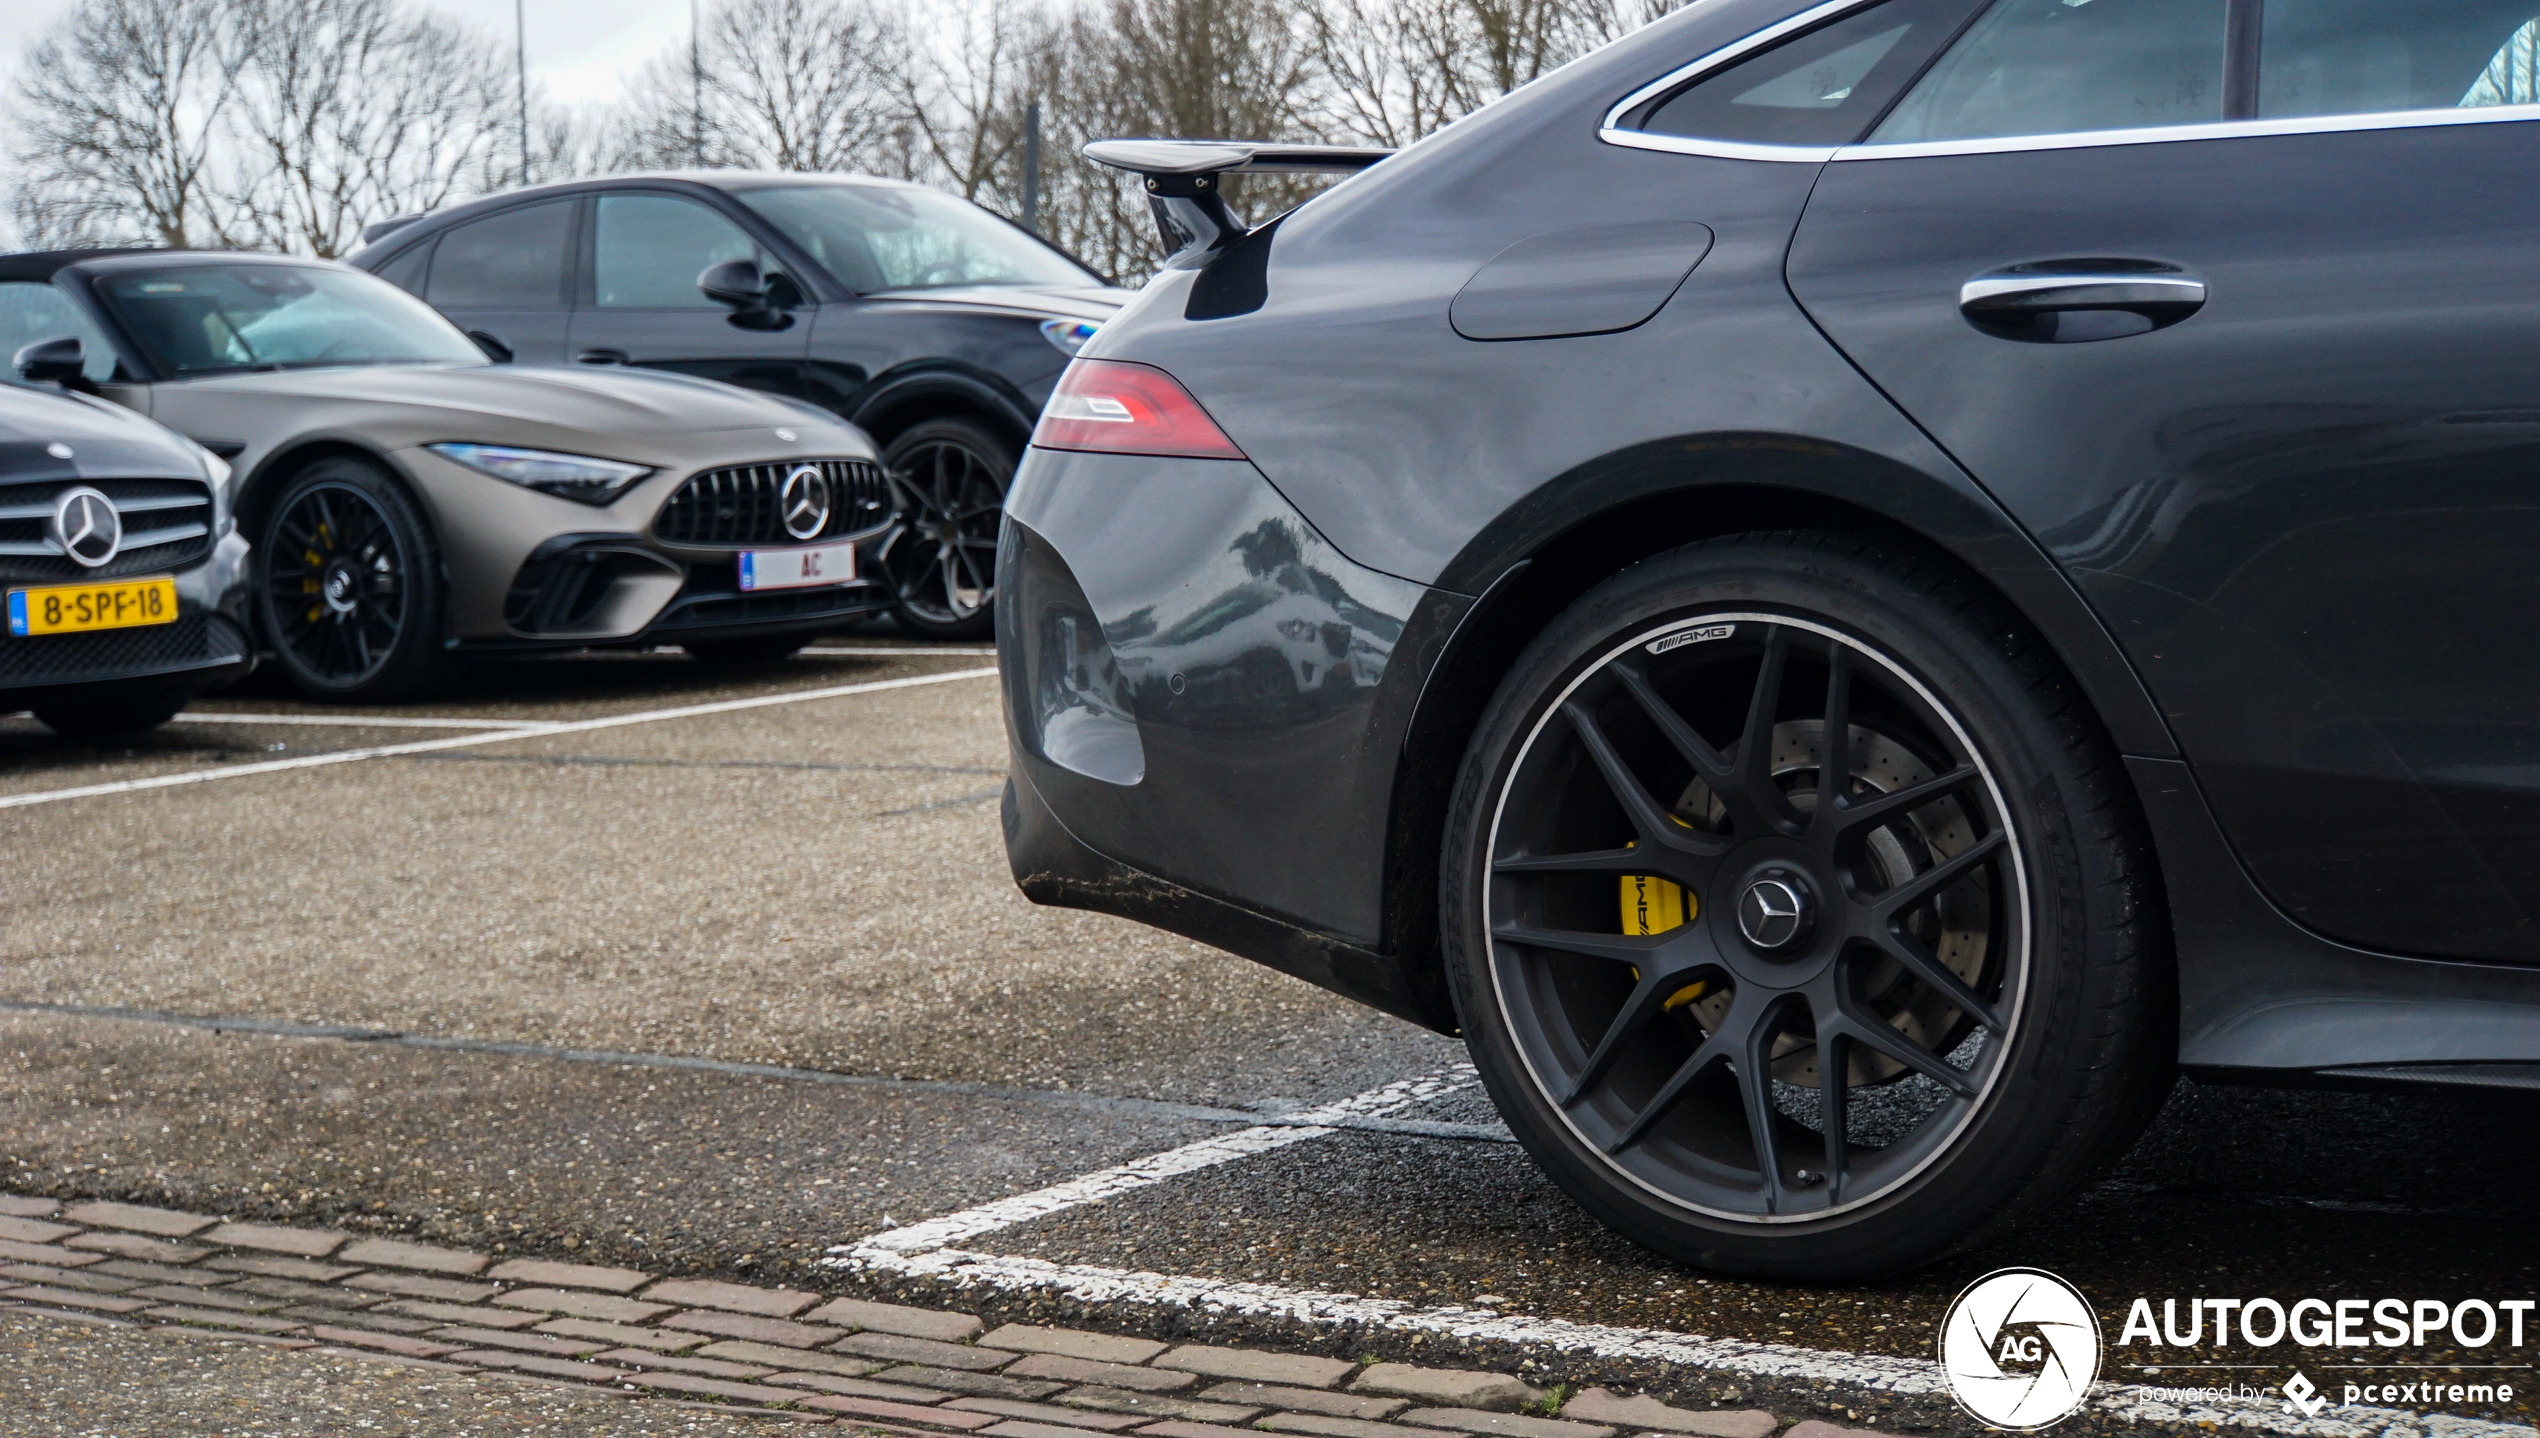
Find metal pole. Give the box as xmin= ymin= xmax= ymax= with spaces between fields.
xmin=1021 ymin=99 xmax=1041 ymax=235
xmin=691 ymin=0 xmax=704 ymax=167
xmin=514 ymin=0 xmax=529 ymax=184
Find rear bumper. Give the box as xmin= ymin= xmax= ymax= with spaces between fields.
xmin=994 ymin=446 xmax=1463 ymax=1032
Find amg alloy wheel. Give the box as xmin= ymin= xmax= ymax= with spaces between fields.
xmin=879 ymin=418 xmax=1009 ymax=641
xmin=1443 ymin=533 xmax=2169 ymax=1280
xmin=256 ymin=458 xmax=448 ymax=702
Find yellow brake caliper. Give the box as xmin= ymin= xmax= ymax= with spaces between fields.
xmin=1620 ymin=872 xmax=1707 ymax=1012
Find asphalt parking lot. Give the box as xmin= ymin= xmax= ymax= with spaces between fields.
xmin=6 ymin=639 xmax=2540 ymax=1435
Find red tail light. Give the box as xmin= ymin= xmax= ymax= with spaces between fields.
xmin=1033 ymin=359 xmax=1246 ymax=460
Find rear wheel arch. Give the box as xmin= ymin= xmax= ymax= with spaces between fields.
xmin=1381 ymin=453 xmax=2176 ymax=1025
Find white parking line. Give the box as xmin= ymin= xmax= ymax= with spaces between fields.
xmin=0 ymin=666 xmax=998 ymax=811
xmin=173 ymin=712 xmax=540 ymax=730
xmin=804 ymin=646 xmax=998 ymax=657
xmin=829 ymin=1067 xmax=2519 ymax=1438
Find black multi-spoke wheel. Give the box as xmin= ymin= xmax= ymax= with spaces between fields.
xmin=255 ymin=457 xmax=449 ymax=702
xmin=879 ymin=418 xmax=1011 ymax=641
xmin=1444 ymin=533 xmax=2169 ymax=1280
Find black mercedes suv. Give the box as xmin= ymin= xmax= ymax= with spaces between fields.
xmin=352 ymin=172 xmax=1129 ymax=640
xmin=0 ymin=371 xmax=251 ymax=737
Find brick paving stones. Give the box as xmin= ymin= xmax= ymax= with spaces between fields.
xmin=1399 ymin=1408 xmax=1614 ymax=1438
xmin=66 ymin=1232 xmax=208 ymax=1264
xmin=202 ymin=1222 xmax=347 ymax=1256
xmin=1157 ymin=1346 xmax=1355 ymax=1388
xmin=808 ymin=1296 xmax=984 ymax=1342
xmin=492 ymin=1287 xmax=672 ymax=1322
xmin=63 ymin=1202 xmax=218 ymax=1238
xmin=1057 ymin=1387 xmax=1262 ymax=1423
xmin=1355 ymin=1366 xmax=1539 ymax=1411
xmin=838 ymin=1329 xmax=1016 ymax=1369
xmin=343 ymin=1271 xmax=501 ymax=1303
xmin=878 ymin=1365 xmax=1066 ymax=1400
xmin=0 ymin=1194 xmax=1834 ymax=1436
xmin=1202 ymin=1384 xmax=1407 ymax=1420
xmin=338 ymin=1238 xmax=489 ymax=1275
xmin=980 ymin=1324 xmax=1168 ymax=1365
xmin=664 ymin=1309 xmax=842 ymax=1349
xmin=0 ymin=1238 xmax=97 ymax=1265
xmin=543 ymin=1316 xmax=710 ymax=1351
xmin=1006 ymin=1354 xmax=1197 ymax=1392
xmin=948 ymin=1396 xmax=1149 ymax=1430
xmin=1264 ymin=1412 xmax=1445 ymax=1438
xmin=642 ymin=1278 xmax=817 ymax=1317
xmin=767 ymin=1371 xmax=956 ymax=1403
xmin=1561 ymin=1390 xmax=1776 ymax=1438
xmin=0 ymin=1215 xmax=78 ymax=1244
xmin=487 ymin=1257 xmax=653 ymax=1292
xmin=701 ymin=1339 xmax=884 ymax=1376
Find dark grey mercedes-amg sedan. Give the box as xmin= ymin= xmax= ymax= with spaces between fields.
xmin=999 ymin=0 xmax=2540 ymax=1279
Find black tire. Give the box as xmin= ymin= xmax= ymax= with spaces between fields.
xmin=683 ymin=634 xmax=807 ymax=665
xmin=879 ymin=417 xmax=1011 ymax=641
xmin=31 ymin=682 xmax=188 ymax=740
xmin=1440 ymin=531 xmax=2170 ymax=1281
xmin=254 ymin=456 xmax=449 ymax=703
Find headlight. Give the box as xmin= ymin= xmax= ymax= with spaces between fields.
xmin=427 ymin=443 xmax=651 ymax=505
xmin=1039 ymin=317 xmax=1101 ymax=356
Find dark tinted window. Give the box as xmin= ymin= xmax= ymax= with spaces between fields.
xmin=592 ymin=194 xmax=760 ymax=308
xmin=2261 ymin=1 xmax=2540 ymax=117
xmin=99 ymin=265 xmax=481 ymax=376
xmin=1870 ymin=0 xmax=2227 ymax=142
xmin=371 ymin=238 xmax=433 ymax=297
xmin=1636 ymin=0 xmax=1981 ymax=147
xmin=425 ymin=200 xmax=570 ymax=309
xmin=0 ymin=281 xmax=118 ymax=384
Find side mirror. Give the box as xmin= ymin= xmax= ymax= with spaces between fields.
xmin=697 ymin=259 xmax=770 ymax=309
xmin=466 ymin=329 xmax=513 ymax=363
xmin=14 ymin=334 xmax=89 ymax=390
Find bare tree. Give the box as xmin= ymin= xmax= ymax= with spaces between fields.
xmin=609 ymin=0 xmax=911 ymax=175
xmin=224 ymin=0 xmax=519 ymax=257
xmin=8 ymin=0 xmax=251 ymax=248
xmin=903 ymin=0 xmax=1049 ymax=208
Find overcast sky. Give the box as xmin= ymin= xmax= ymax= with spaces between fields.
xmin=0 ymin=0 xmax=699 ymax=108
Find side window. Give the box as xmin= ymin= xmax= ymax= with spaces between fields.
xmin=1868 ymin=0 xmax=2228 ymax=144
xmin=2261 ymin=1 xmax=2540 ymax=118
xmin=425 ymin=201 xmax=571 ymax=310
xmin=0 ymin=281 xmax=119 ymax=384
xmin=592 ymin=194 xmax=762 ymax=309
xmin=1633 ymin=0 xmax=1982 ymax=146
xmin=371 ymin=238 xmax=434 ymax=298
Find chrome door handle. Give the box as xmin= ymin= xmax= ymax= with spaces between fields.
xmin=1960 ymin=269 xmax=2206 ymax=319
xmin=575 ymin=347 xmax=630 ymax=365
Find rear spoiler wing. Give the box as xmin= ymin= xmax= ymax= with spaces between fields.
xmin=1084 ymin=139 xmax=1395 ymax=269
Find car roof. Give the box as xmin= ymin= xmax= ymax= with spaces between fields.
xmin=0 ymin=248 xmax=347 ymax=283
xmin=354 ymin=170 xmax=932 ymax=253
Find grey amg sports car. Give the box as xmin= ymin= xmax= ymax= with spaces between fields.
xmin=2 ymin=248 xmax=892 ymax=701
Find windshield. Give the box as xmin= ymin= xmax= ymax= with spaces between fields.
xmin=97 ymin=263 xmax=485 ymax=376
xmin=734 ymin=184 xmax=1099 ymax=293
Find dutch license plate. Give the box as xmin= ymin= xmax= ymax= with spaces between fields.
xmin=7 ymin=576 xmax=179 ymax=637
xmin=738 ymin=542 xmax=856 ymax=592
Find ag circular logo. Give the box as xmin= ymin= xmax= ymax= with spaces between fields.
xmin=1939 ymin=1267 xmax=2101 ymax=1430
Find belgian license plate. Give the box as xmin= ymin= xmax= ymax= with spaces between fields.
xmin=7 ymin=576 xmax=179 ymax=637
xmin=738 ymin=542 xmax=856 ymax=592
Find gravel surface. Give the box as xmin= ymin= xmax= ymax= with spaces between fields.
xmin=0 ymin=1308 xmax=804 ymax=1436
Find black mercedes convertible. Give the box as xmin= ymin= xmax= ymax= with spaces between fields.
xmin=997 ymin=0 xmax=2540 ymax=1279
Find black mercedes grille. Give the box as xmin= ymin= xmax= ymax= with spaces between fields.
xmin=652 ymin=460 xmax=889 ymax=547
xmin=0 ymin=613 xmax=245 ymax=689
xmin=0 ymin=477 xmax=216 ymax=582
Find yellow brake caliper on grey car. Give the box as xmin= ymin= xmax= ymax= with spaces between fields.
xmin=1621 ymin=868 xmax=1708 ymax=1013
